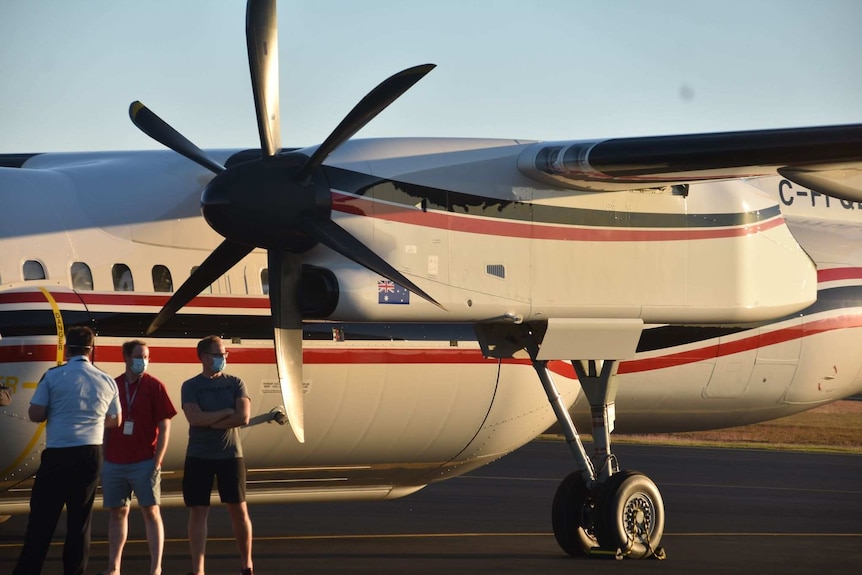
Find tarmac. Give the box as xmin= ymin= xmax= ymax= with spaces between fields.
xmin=1 ymin=440 xmax=860 ymax=574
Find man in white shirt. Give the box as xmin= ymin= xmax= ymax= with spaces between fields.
xmin=13 ymin=326 xmax=122 ymax=575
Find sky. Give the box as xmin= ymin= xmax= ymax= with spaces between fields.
xmin=1 ymin=0 xmax=861 ymax=153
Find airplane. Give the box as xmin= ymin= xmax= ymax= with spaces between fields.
xmin=2 ymin=0 xmax=862 ymax=560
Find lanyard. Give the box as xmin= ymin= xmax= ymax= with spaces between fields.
xmin=124 ymin=376 xmax=141 ymax=411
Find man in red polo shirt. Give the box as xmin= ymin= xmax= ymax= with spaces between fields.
xmin=100 ymin=340 xmax=176 ymax=575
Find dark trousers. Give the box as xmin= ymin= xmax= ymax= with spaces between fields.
xmin=13 ymin=445 xmax=102 ymax=575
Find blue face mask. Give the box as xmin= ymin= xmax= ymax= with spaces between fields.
xmin=131 ymin=357 xmax=148 ymax=375
xmin=211 ymin=355 xmax=227 ymax=373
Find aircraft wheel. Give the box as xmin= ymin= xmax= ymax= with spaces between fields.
xmin=551 ymin=471 xmax=598 ymax=556
xmin=595 ymin=470 xmax=664 ymax=559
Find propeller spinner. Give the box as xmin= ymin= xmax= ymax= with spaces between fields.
xmin=129 ymin=0 xmax=440 ymax=443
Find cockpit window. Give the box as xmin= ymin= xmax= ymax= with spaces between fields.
xmin=23 ymin=260 xmax=46 ymax=281
xmin=71 ymin=262 xmax=94 ymax=291
xmin=152 ymin=265 xmax=173 ymax=292
xmin=261 ymin=268 xmax=269 ymax=295
xmin=112 ymin=263 xmax=134 ymax=291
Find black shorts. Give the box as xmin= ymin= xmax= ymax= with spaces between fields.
xmin=182 ymin=456 xmax=247 ymax=506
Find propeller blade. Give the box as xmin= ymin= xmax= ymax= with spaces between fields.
xmin=246 ymin=0 xmax=281 ymax=157
xmin=129 ymin=101 xmax=225 ymax=174
xmin=147 ymin=239 xmax=253 ymax=335
xmin=295 ymin=64 xmax=436 ymax=181
xmin=268 ymin=250 xmax=305 ymax=443
xmin=301 ymin=217 xmax=444 ymax=310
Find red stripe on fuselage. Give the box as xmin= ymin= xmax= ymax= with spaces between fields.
xmin=332 ymin=191 xmax=785 ymax=241
xmin=3 ymin=265 xmax=861 ymax=315
xmin=817 ymin=267 xmax=862 ymax=283
xmin=0 ymin=290 xmax=270 ymax=310
xmin=617 ymin=314 xmax=859 ymax=375
xmin=78 ymin=292 xmax=269 ymax=309
xmin=3 ymin=314 xmax=862 ymax=379
xmin=0 ymin=345 xmax=501 ymax=367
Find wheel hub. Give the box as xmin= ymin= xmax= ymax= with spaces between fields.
xmin=623 ymin=493 xmax=654 ymax=542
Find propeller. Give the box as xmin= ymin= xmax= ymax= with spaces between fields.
xmin=247 ymin=0 xmax=281 ymax=157
xmin=129 ymin=101 xmax=225 ymax=175
xmin=129 ymin=0 xmax=440 ymax=443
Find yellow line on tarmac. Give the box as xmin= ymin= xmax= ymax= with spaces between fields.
xmin=0 ymin=533 xmax=549 ymax=549
xmin=669 ymin=532 xmax=862 ymax=537
xmin=2 ymin=531 xmax=860 ymax=550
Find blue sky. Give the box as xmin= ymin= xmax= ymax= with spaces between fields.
xmin=2 ymin=0 xmax=860 ymax=153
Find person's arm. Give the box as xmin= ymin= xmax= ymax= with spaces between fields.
xmin=29 ymin=372 xmax=50 ymax=422
xmin=104 ymin=412 xmax=122 ymax=429
xmin=210 ymin=397 xmax=251 ymax=429
xmin=154 ymin=418 xmax=171 ymax=469
xmin=0 ymin=384 xmax=11 ymax=407
xmin=183 ymin=402 xmax=234 ymax=427
xmin=28 ymin=403 xmax=47 ymax=423
xmin=106 ymin=379 xmax=123 ymax=429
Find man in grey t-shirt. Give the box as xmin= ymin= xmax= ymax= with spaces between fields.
xmin=181 ymin=335 xmax=254 ymax=575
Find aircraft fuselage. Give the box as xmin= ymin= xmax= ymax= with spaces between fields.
xmin=1 ymin=141 xmax=861 ymax=512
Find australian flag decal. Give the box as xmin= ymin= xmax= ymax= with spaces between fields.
xmin=378 ymin=279 xmax=410 ymax=304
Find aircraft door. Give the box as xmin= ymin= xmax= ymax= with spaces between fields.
xmin=0 ymin=286 xmax=92 ymax=490
xmin=704 ymin=329 xmax=758 ymax=399
xmin=751 ymin=318 xmax=801 ymax=403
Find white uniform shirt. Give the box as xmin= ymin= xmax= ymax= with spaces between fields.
xmin=31 ymin=356 xmax=121 ymax=448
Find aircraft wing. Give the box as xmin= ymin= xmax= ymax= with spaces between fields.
xmin=517 ymin=123 xmax=862 ymax=200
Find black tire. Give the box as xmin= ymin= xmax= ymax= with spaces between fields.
xmin=594 ymin=470 xmax=665 ymax=559
xmin=551 ymin=471 xmax=599 ymax=556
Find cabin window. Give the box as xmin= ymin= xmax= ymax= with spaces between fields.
xmin=112 ymin=263 xmax=134 ymax=291
xmin=190 ymin=266 xmax=213 ymax=294
xmin=261 ymin=268 xmax=269 ymax=295
xmin=152 ymin=265 xmax=173 ymax=292
xmin=71 ymin=262 xmax=94 ymax=291
xmin=23 ymin=260 xmax=46 ymax=281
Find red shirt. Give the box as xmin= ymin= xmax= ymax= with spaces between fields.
xmin=104 ymin=372 xmax=177 ymax=464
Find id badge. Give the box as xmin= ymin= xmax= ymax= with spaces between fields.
xmin=123 ymin=420 xmax=135 ymax=435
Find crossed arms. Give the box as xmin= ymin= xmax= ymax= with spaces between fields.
xmin=183 ymin=397 xmax=250 ymax=429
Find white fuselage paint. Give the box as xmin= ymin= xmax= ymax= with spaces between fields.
xmin=1 ymin=141 xmax=861 ymax=512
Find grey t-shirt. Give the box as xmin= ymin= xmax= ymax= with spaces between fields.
xmin=181 ymin=373 xmax=248 ymax=459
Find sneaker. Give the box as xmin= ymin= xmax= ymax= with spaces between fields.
xmin=241 ymin=569 xmax=253 ymax=575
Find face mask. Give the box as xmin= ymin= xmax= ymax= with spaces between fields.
xmin=212 ymin=356 xmax=227 ymax=373
xmin=131 ymin=357 xmax=148 ymax=375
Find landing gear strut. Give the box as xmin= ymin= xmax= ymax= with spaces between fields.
xmin=475 ymin=319 xmax=666 ymax=560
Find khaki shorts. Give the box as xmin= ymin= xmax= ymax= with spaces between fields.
xmin=101 ymin=458 xmax=161 ymax=508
